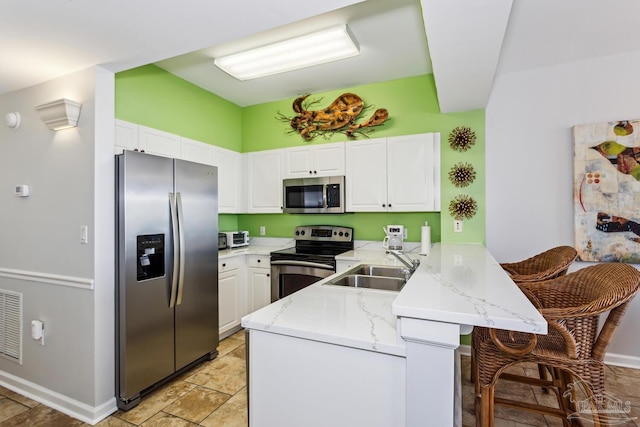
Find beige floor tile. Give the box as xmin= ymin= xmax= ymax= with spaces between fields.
xmin=0 ymin=387 xmax=39 ymax=408
xmin=94 ymin=416 xmax=137 ymax=426
xmin=230 ymin=329 xmax=246 ymax=342
xmin=201 ymin=387 xmax=248 ymax=427
xmin=113 ymin=380 xmax=197 ymax=425
xmin=228 ymin=344 xmax=246 ymax=360
xmin=163 ymin=386 xmax=230 ymax=424
xmin=184 ymin=355 xmax=246 ymax=395
xmin=0 ymin=404 xmax=85 ymax=427
xmin=0 ymin=397 xmax=30 ymax=423
xmin=217 ymin=337 xmax=244 ymax=357
xmin=139 ymin=411 xmax=199 ymax=426
xmin=461 ymin=383 xmax=477 ymax=427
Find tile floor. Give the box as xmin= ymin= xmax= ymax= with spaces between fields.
xmin=1 ymin=330 xmax=639 ymax=426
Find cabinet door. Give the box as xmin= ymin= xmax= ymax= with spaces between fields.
xmin=345 ymin=139 xmax=388 ymax=212
xmin=215 ymin=147 xmax=244 ymax=213
xmin=114 ymin=119 xmax=138 ymax=154
xmin=284 ymin=142 xmax=345 ymax=178
xmin=248 ymin=268 xmax=271 ymax=312
xmin=138 ymin=125 xmax=181 ymax=158
xmin=247 ymin=150 xmax=284 ymax=213
xmin=284 ymin=146 xmax=314 ymax=178
xmin=314 ymin=142 xmax=345 ymax=176
xmin=219 ymin=269 xmax=240 ymax=337
xmin=387 ymin=133 xmax=438 ymax=212
xmin=181 ymin=137 xmax=214 ymax=165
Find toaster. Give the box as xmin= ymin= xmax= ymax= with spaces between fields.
xmin=218 ymin=233 xmax=228 ymax=250
xmin=224 ymin=231 xmax=249 ymax=248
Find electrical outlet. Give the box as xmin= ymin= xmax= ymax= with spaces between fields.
xmin=454 ymin=220 xmax=463 ymax=233
xmin=260 ymin=226 xmax=266 ymax=236
xmin=403 ymin=228 xmax=408 ymax=239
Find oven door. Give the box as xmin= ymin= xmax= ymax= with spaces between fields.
xmin=270 ymin=260 xmax=335 ymax=301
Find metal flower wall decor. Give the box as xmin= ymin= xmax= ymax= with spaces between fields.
xmin=448 ymin=126 xmax=476 ymax=152
xmin=448 ymin=162 xmax=476 ymax=188
xmin=276 ymin=93 xmax=389 ymax=141
xmin=449 ymin=194 xmax=478 ymax=221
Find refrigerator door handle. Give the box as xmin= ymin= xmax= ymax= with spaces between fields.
xmin=169 ymin=192 xmax=180 ymax=308
xmin=175 ymin=192 xmax=186 ymax=306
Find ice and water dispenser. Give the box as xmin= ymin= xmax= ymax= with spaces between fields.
xmin=136 ymin=234 xmax=165 ymax=281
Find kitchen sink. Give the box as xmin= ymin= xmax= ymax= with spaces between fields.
xmin=323 ymin=264 xmax=413 ymax=292
xmin=349 ymin=264 xmax=411 ymax=280
xmin=327 ymin=274 xmax=406 ymax=291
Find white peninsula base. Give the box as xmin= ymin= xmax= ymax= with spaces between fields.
xmin=247 ymin=329 xmax=406 ymax=427
xmin=243 ymin=243 xmax=547 ymax=427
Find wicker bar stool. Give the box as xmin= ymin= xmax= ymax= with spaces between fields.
xmin=500 ymin=246 xmax=578 ymax=284
xmin=473 ymin=263 xmax=640 ymax=427
xmin=471 ymin=246 xmax=578 ymax=382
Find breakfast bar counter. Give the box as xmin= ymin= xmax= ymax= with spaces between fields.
xmin=241 ymin=243 xmax=547 ymax=427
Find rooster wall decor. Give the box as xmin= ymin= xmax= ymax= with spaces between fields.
xmin=276 ymin=93 xmax=389 ymax=141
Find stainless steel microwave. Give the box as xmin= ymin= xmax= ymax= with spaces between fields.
xmin=283 ymin=176 xmax=345 ymax=214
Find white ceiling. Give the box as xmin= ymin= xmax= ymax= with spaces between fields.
xmin=3 ymin=0 xmax=640 ymax=112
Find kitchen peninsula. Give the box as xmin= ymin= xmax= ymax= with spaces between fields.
xmin=241 ymin=243 xmax=547 ymax=427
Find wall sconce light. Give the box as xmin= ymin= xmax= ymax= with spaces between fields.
xmin=34 ymin=98 xmax=82 ymax=130
xmin=5 ymin=112 xmax=21 ymax=129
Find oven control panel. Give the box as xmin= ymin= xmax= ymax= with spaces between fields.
xmin=294 ymin=225 xmax=353 ymax=242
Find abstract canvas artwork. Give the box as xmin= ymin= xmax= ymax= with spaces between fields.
xmin=573 ymin=119 xmax=640 ymax=263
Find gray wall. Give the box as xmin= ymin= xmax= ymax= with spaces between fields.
xmin=0 ymin=67 xmax=115 ymax=421
xmin=486 ymin=50 xmax=640 ymax=365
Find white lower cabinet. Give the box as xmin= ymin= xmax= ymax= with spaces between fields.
xmin=248 ymin=329 xmax=405 ymax=427
xmin=247 ymin=255 xmax=271 ymax=312
xmin=218 ymin=257 xmax=246 ymax=339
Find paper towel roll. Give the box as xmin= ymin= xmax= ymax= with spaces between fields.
xmin=420 ymin=225 xmax=431 ymax=255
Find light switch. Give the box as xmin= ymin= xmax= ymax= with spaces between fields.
xmin=80 ymin=225 xmax=88 ymax=244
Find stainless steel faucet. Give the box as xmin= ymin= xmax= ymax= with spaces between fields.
xmin=389 ymin=250 xmax=420 ymax=273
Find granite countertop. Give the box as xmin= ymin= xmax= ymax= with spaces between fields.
xmin=241 ymin=242 xmax=547 ymax=357
xmin=218 ymin=237 xmax=294 ymax=259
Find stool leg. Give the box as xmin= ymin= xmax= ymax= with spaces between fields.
xmin=476 ymin=384 xmax=495 ymax=427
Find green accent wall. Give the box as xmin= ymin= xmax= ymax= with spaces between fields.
xmin=115 ymin=66 xmax=485 ymax=244
xmin=115 ymin=65 xmax=242 ymax=151
xmin=239 ymin=212 xmax=441 ymax=243
xmin=239 ymin=75 xmax=485 ymax=243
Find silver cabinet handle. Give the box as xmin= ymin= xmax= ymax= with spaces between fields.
xmin=176 ymin=192 xmax=186 ymax=306
xmin=169 ymin=193 xmax=179 ymax=308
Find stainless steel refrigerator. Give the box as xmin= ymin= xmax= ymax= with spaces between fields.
xmin=115 ymin=150 xmax=219 ymax=410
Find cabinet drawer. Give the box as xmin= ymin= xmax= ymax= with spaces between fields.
xmin=248 ymin=255 xmax=270 ymax=269
xmin=219 ymin=256 xmax=243 ymax=272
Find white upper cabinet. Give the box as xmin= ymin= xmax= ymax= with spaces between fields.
xmin=137 ymin=125 xmax=182 ymax=158
xmin=114 ymin=120 xmax=244 ymax=213
xmin=387 ymin=133 xmax=439 ymax=212
xmin=181 ymin=137 xmax=215 ymax=165
xmin=114 ymin=119 xmax=139 ymax=154
xmin=346 ymin=133 xmax=440 ymax=212
xmin=247 ymin=149 xmax=284 ymax=213
xmin=214 ymin=147 xmax=245 ymax=214
xmin=345 ymin=138 xmax=388 ymax=211
xmin=114 ymin=121 xmax=439 ymax=214
xmin=284 ymin=142 xmax=345 ymax=178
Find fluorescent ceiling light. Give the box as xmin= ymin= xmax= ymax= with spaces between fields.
xmin=214 ymin=25 xmax=359 ymax=81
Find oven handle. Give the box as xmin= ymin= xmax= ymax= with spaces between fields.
xmin=270 ymin=260 xmax=335 ymax=270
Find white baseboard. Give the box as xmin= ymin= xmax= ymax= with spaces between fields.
xmin=603 ymin=352 xmax=640 ymax=369
xmin=0 ymin=370 xmax=117 ymax=425
xmin=458 ymin=344 xmax=640 ymax=370
xmin=458 ymin=344 xmax=471 ymax=357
